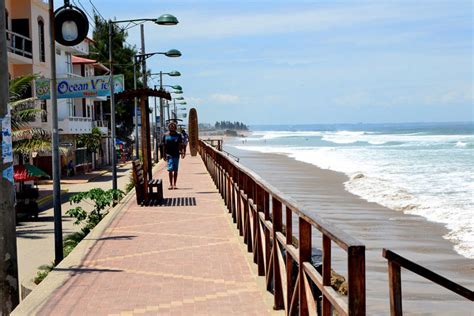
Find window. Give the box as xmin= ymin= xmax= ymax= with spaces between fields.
xmin=40 ymin=100 xmax=47 ymax=122
xmin=38 ymin=18 xmax=45 ymax=62
xmin=68 ymin=99 xmax=74 ymax=116
xmin=66 ymin=53 xmax=73 ymax=75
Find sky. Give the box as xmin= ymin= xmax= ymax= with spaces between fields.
xmin=71 ymin=0 xmax=472 ymax=125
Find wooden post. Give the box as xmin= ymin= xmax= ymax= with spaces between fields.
xmin=348 ymin=245 xmax=366 ymax=316
xmin=388 ymin=261 xmax=402 ymax=316
xmin=237 ymin=171 xmax=243 ymax=236
xmin=227 ymin=170 xmax=232 ymax=213
xmin=272 ymin=197 xmax=284 ymax=310
xmin=322 ymin=235 xmax=332 ymax=316
xmin=139 ymin=95 xmax=149 ymax=189
xmin=231 ymin=167 xmax=237 ymax=222
xmin=247 ymin=179 xmax=254 ymax=252
xmin=255 ymin=185 xmax=265 ymax=276
xmin=299 ymin=218 xmax=312 ymax=316
xmin=286 ymin=206 xmax=294 ymax=314
xmin=264 ymin=191 xmax=271 ymax=273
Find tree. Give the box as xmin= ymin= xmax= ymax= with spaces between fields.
xmin=88 ymin=14 xmax=139 ymax=142
xmin=76 ymin=127 xmax=102 ymax=169
xmin=9 ymin=75 xmax=51 ymax=157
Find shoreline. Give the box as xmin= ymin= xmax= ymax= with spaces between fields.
xmin=225 ymin=143 xmax=473 ymax=314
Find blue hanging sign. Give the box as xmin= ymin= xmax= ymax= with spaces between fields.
xmin=36 ymin=75 xmax=125 ymax=100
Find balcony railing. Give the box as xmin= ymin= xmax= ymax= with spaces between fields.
xmin=93 ymin=120 xmax=109 ymax=128
xmin=6 ymin=30 xmax=32 ymax=59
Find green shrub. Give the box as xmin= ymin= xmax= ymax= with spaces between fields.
xmin=125 ymin=174 xmax=135 ymax=193
xmin=66 ymin=188 xmax=124 ymax=232
xmin=34 ymin=264 xmax=53 ymax=285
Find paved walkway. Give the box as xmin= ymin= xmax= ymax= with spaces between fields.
xmin=36 ymin=154 xmax=273 ymax=315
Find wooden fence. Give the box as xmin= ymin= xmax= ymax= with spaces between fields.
xmin=199 ymin=140 xmax=366 ymax=316
xmin=383 ymin=249 xmax=474 ymax=316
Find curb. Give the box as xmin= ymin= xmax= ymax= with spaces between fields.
xmin=12 ymin=187 xmax=137 ymax=315
xmin=36 ymin=189 xmax=69 ymax=207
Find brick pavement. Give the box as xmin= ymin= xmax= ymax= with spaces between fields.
xmin=37 ymin=154 xmax=273 ymax=316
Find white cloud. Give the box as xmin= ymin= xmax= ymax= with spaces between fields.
xmin=209 ymin=93 xmax=240 ymax=104
xmin=135 ymin=2 xmax=454 ymax=41
xmin=185 ymin=96 xmax=204 ymax=105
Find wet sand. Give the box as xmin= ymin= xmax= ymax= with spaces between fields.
xmin=225 ymin=145 xmax=473 ymax=315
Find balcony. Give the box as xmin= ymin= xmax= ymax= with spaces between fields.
xmin=93 ymin=120 xmax=109 ymax=135
xmin=6 ymin=30 xmax=32 ymax=64
xmin=59 ymin=117 xmax=93 ymax=134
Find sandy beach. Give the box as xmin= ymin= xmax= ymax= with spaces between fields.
xmin=225 ymin=144 xmax=473 ymax=315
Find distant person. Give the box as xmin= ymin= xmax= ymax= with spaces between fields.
xmin=181 ymin=129 xmax=189 ymax=155
xmin=67 ymin=160 xmax=74 ymax=177
xmin=162 ymin=122 xmax=184 ymax=189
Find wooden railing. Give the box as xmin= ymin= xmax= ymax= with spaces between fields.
xmin=383 ymin=249 xmax=474 ymax=316
xmin=202 ymin=138 xmax=223 ymax=151
xmin=199 ymin=140 xmax=366 ymax=315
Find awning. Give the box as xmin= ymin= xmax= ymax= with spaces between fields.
xmin=116 ymin=139 xmax=126 ymax=145
xmin=14 ymin=164 xmax=50 ymax=182
xmin=72 ymin=56 xmax=97 ymax=64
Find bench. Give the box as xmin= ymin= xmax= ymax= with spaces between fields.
xmin=132 ymin=160 xmax=163 ymax=205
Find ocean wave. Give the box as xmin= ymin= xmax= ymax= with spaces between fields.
xmin=322 ymin=132 xmax=474 ymax=146
xmin=233 ymin=142 xmax=474 ymax=259
xmin=455 ymin=141 xmax=468 ymax=148
xmin=249 ymin=131 xmax=325 ymax=140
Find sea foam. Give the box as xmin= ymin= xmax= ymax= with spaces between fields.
xmin=234 ymin=128 xmax=474 ymax=259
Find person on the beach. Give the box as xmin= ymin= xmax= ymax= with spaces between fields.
xmin=162 ymin=122 xmax=184 ymax=189
xmin=181 ymin=129 xmax=189 ymax=155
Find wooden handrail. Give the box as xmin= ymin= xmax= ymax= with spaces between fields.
xmin=198 ymin=139 xmax=366 ymax=315
xmin=201 ymin=139 xmax=362 ymax=250
xmin=383 ymin=248 xmax=473 ymax=315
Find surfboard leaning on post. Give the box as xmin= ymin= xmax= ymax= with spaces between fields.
xmin=188 ymin=108 xmax=199 ymax=156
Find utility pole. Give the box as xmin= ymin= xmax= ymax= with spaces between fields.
xmin=49 ymin=0 xmax=63 ymax=266
xmin=153 ymin=84 xmax=158 ymax=163
xmin=159 ymin=71 xmax=164 ymax=160
xmin=140 ymin=24 xmax=152 ymax=180
xmin=108 ymin=20 xmax=118 ymax=191
xmin=133 ymin=58 xmax=139 ymax=160
xmin=0 ymin=0 xmax=20 ymax=311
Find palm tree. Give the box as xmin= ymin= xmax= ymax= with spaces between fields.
xmin=9 ymin=74 xmax=51 ymax=156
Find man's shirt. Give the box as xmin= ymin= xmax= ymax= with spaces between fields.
xmin=163 ymin=133 xmax=183 ymax=157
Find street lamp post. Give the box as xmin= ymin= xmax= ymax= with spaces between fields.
xmin=133 ymin=50 xmax=181 ymax=173
xmin=151 ymin=70 xmax=181 ymax=162
xmin=133 ymin=59 xmax=139 ymax=159
xmin=108 ymin=14 xmax=178 ymax=190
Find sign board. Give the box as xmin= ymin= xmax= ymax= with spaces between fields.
xmin=36 ymin=75 xmax=125 ymax=100
xmin=1 ymin=113 xmax=14 ymax=183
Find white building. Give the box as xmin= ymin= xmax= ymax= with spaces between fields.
xmin=6 ymin=0 xmax=111 ymax=175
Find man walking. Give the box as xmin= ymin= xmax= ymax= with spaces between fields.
xmin=162 ymin=122 xmax=184 ymax=189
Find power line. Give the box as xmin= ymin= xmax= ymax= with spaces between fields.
xmin=71 ymin=0 xmax=95 ymax=33
xmin=88 ymin=0 xmax=106 ymax=21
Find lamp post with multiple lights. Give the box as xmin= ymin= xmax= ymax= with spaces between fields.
xmin=151 ymin=70 xmax=181 ymax=161
xmin=108 ymin=14 xmax=178 ymax=190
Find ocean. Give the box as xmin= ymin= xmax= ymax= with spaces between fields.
xmin=230 ymin=122 xmax=474 ymax=259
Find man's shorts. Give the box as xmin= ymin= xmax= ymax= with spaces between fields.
xmin=166 ymin=155 xmax=180 ymax=172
